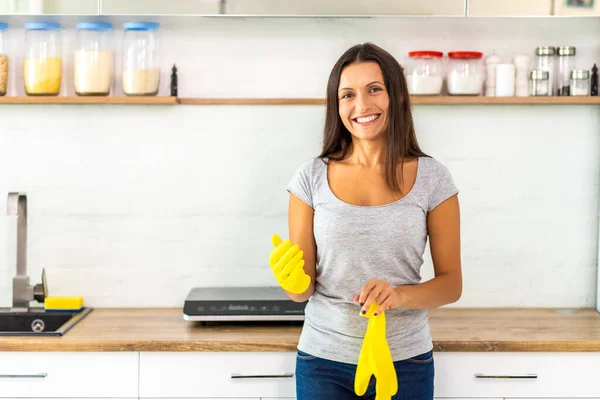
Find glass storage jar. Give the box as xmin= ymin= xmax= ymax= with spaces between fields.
xmin=0 ymin=22 xmax=8 ymax=96
xmin=535 ymin=46 xmax=555 ymax=96
xmin=529 ymin=70 xmax=549 ymax=96
xmin=557 ymin=46 xmax=576 ymax=96
xmin=24 ymin=22 xmax=62 ymax=96
xmin=570 ymin=69 xmax=589 ymax=96
xmin=122 ymin=21 xmax=160 ymax=96
xmin=405 ymin=51 xmax=443 ymax=96
xmin=75 ymin=22 xmax=113 ymax=96
xmin=446 ymin=51 xmax=484 ymax=96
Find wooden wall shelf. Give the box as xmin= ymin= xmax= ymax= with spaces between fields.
xmin=0 ymin=96 xmax=179 ymax=104
xmin=1 ymin=96 xmax=599 ymax=105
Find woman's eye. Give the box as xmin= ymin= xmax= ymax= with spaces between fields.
xmin=341 ymin=93 xmax=352 ymax=99
xmin=370 ymin=87 xmax=382 ymax=93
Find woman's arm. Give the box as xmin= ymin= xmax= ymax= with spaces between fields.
xmin=394 ymin=194 xmax=462 ymax=309
xmin=357 ymin=194 xmax=462 ymax=314
xmin=285 ymin=193 xmax=317 ymax=302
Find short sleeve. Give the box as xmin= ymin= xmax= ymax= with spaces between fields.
xmin=286 ymin=160 xmax=314 ymax=208
xmin=428 ymin=159 xmax=459 ymax=212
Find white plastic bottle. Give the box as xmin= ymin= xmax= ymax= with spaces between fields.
xmin=513 ymin=54 xmax=531 ymax=97
xmin=484 ymin=53 xmax=502 ymax=96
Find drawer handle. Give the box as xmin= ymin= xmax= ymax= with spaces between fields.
xmin=0 ymin=373 xmax=48 ymax=379
xmin=475 ymin=373 xmax=537 ymax=379
xmin=230 ymin=373 xmax=294 ymax=379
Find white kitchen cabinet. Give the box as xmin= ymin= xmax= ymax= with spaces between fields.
xmin=0 ymin=352 xmax=138 ymax=398
xmin=434 ymin=352 xmax=600 ymax=398
xmin=139 ymin=352 xmax=296 ymax=398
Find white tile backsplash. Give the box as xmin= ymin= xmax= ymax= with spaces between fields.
xmin=0 ymin=16 xmax=598 ymax=308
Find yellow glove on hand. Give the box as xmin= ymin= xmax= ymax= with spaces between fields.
xmin=269 ymin=234 xmax=311 ymax=294
xmin=354 ymin=303 xmax=398 ymax=400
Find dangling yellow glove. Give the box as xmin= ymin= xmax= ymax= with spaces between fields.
xmin=268 ymin=234 xmax=311 ymax=294
xmin=354 ymin=303 xmax=398 ymax=400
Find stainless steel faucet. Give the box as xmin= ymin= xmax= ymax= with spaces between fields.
xmin=7 ymin=192 xmax=46 ymax=311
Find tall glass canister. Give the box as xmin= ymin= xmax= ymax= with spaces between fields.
xmin=75 ymin=22 xmax=113 ymax=96
xmin=122 ymin=21 xmax=160 ymax=96
xmin=0 ymin=22 xmax=8 ymax=96
xmin=24 ymin=22 xmax=62 ymax=96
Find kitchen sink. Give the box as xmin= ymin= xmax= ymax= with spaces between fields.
xmin=0 ymin=307 xmax=93 ymax=336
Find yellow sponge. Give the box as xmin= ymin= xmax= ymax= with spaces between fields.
xmin=45 ymin=296 xmax=84 ymax=311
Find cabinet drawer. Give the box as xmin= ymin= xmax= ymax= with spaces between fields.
xmin=434 ymin=352 xmax=600 ymax=398
xmin=139 ymin=352 xmax=296 ymax=398
xmin=0 ymin=352 xmax=138 ymax=398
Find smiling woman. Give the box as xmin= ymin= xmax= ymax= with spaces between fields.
xmin=321 ymin=43 xmax=424 ymax=194
xmin=267 ymin=43 xmax=462 ymax=400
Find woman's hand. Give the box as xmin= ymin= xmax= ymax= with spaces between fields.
xmin=269 ymin=234 xmax=311 ymax=294
xmin=354 ymin=279 xmax=407 ymax=316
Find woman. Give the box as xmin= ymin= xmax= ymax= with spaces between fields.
xmin=270 ymin=43 xmax=462 ymax=400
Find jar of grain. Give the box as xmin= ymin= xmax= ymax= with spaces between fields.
xmin=0 ymin=22 xmax=8 ymax=96
xmin=75 ymin=22 xmax=113 ymax=96
xmin=24 ymin=22 xmax=62 ymax=96
xmin=122 ymin=21 xmax=160 ymax=96
xmin=405 ymin=51 xmax=444 ymax=96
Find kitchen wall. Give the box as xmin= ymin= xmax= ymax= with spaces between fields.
xmin=0 ymin=16 xmax=599 ymax=308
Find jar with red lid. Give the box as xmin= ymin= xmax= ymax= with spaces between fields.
xmin=405 ymin=50 xmax=444 ymax=96
xmin=447 ymin=51 xmax=484 ymax=96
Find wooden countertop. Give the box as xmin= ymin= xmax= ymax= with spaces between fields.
xmin=1 ymin=308 xmax=599 ymax=352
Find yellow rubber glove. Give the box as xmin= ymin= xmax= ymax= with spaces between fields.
xmin=354 ymin=303 xmax=398 ymax=400
xmin=269 ymin=234 xmax=311 ymax=294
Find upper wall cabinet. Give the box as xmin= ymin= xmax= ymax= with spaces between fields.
xmin=553 ymin=0 xmax=600 ymax=16
xmin=100 ymin=0 xmax=221 ymax=15
xmin=0 ymin=0 xmax=98 ymax=15
xmin=468 ymin=0 xmax=553 ymax=16
xmin=468 ymin=0 xmax=600 ymax=16
xmin=223 ymin=0 xmax=466 ymax=16
xmin=100 ymin=0 xmax=465 ymax=16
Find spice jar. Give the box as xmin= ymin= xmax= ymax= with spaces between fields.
xmin=405 ymin=51 xmax=443 ymax=96
xmin=446 ymin=51 xmax=484 ymax=96
xmin=24 ymin=22 xmax=62 ymax=96
xmin=535 ymin=46 xmax=555 ymax=96
xmin=75 ymin=22 xmax=113 ymax=96
xmin=122 ymin=21 xmax=160 ymax=96
xmin=557 ymin=46 xmax=576 ymax=96
xmin=0 ymin=22 xmax=8 ymax=96
xmin=570 ymin=69 xmax=589 ymax=96
xmin=529 ymin=70 xmax=549 ymax=96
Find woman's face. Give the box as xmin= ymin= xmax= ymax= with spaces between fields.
xmin=337 ymin=61 xmax=389 ymax=142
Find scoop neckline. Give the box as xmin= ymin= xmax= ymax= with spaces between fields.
xmin=323 ymin=156 xmax=422 ymax=209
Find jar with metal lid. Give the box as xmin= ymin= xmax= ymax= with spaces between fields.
xmin=24 ymin=22 xmax=62 ymax=96
xmin=535 ymin=46 xmax=555 ymax=96
xmin=405 ymin=51 xmax=444 ymax=96
xmin=557 ymin=46 xmax=576 ymax=96
xmin=0 ymin=22 xmax=8 ymax=96
xmin=122 ymin=21 xmax=160 ymax=96
xmin=75 ymin=22 xmax=113 ymax=96
xmin=529 ymin=70 xmax=549 ymax=96
xmin=570 ymin=69 xmax=589 ymax=96
xmin=446 ymin=51 xmax=484 ymax=96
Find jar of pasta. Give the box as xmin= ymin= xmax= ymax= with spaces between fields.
xmin=24 ymin=22 xmax=62 ymax=96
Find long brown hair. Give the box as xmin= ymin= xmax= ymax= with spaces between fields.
xmin=319 ymin=42 xmax=428 ymax=194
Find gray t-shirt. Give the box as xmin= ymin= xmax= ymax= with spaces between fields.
xmin=286 ymin=156 xmax=458 ymax=364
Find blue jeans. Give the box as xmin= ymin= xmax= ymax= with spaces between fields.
xmin=295 ymin=349 xmax=434 ymax=400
